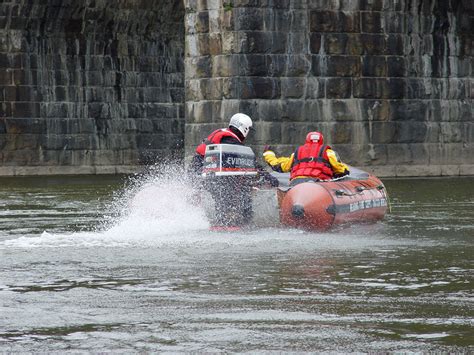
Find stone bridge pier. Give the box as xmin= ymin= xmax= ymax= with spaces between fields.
xmin=184 ymin=0 xmax=474 ymax=177
xmin=1 ymin=0 xmax=185 ymax=174
xmin=0 ymin=0 xmax=473 ymax=176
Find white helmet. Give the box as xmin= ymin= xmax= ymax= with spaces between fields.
xmin=229 ymin=113 xmax=253 ymax=138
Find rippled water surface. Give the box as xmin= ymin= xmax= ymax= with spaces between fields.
xmin=0 ymin=173 xmax=472 ymax=352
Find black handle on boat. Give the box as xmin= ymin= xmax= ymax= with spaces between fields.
xmin=335 ymin=189 xmax=358 ymax=197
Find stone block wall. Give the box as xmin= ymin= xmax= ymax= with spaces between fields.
xmin=1 ymin=0 xmax=472 ymax=176
xmin=184 ymin=0 xmax=474 ymax=177
xmin=0 ymin=0 xmax=185 ymax=175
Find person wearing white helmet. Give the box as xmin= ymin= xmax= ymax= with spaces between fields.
xmin=191 ymin=113 xmax=253 ymax=174
xmin=228 ymin=113 xmax=253 ymax=140
xmin=188 ymin=113 xmax=254 ymax=229
xmin=189 ymin=113 xmax=278 ymax=229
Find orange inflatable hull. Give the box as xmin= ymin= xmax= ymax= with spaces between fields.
xmin=279 ymin=174 xmax=388 ymax=231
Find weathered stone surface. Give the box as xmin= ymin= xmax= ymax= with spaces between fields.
xmin=1 ymin=0 xmax=473 ymax=176
xmin=330 ymin=121 xmax=354 ymax=144
xmin=305 ymin=77 xmax=325 ymax=99
xmin=362 ymin=56 xmax=387 ymax=77
xmin=329 ymin=100 xmax=360 ymax=122
xmin=241 ymin=77 xmax=281 ymax=99
xmin=281 ymin=77 xmax=306 ymax=98
xmin=325 ymin=56 xmax=361 ymax=77
xmin=361 ymin=11 xmax=383 ymax=33
xmin=387 ymin=56 xmax=406 ymax=77
xmin=369 ymin=122 xmax=397 ymax=143
xmin=1 ymin=0 xmax=185 ymax=169
xmin=310 ymin=10 xmax=360 ymax=33
xmin=326 ymin=78 xmax=352 ymax=99
xmin=324 ymin=33 xmax=365 ymax=55
xmin=239 ymin=54 xmax=270 ymax=76
xmin=184 ymin=0 xmax=473 ymax=176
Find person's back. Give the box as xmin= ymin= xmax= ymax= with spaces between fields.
xmin=190 ymin=113 xmax=252 ymax=176
xmin=190 ymin=113 xmax=254 ymax=229
xmin=263 ymin=131 xmax=349 ymax=185
xmin=291 ymin=131 xmax=337 ymax=181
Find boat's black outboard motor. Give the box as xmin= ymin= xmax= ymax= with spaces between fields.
xmin=202 ymin=144 xmax=258 ymax=228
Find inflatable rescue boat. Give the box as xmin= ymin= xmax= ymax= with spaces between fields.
xmin=200 ymin=144 xmax=388 ymax=231
xmin=273 ymin=169 xmax=389 ymax=231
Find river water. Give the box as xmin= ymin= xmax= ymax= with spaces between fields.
xmin=0 ymin=169 xmax=472 ymax=352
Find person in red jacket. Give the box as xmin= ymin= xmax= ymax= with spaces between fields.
xmin=263 ymin=131 xmax=349 ymax=186
xmin=189 ymin=113 xmax=254 ymax=229
xmin=190 ymin=113 xmax=253 ymax=175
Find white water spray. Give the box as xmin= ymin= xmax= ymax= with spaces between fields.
xmin=3 ymin=163 xmax=210 ymax=248
xmin=1 ymin=164 xmax=412 ymax=251
xmin=102 ymin=163 xmax=210 ymax=238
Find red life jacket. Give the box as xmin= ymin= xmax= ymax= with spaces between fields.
xmin=195 ymin=128 xmax=242 ymax=156
xmin=290 ymin=143 xmax=334 ymax=180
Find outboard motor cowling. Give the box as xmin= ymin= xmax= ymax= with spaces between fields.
xmin=201 ymin=144 xmax=257 ymax=228
xmin=202 ymin=144 xmax=258 ymax=177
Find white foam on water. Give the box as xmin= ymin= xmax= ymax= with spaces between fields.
xmin=0 ymin=163 xmax=417 ymax=251
xmin=403 ymin=332 xmax=450 ymax=340
xmin=1 ymin=164 xmax=210 ymax=249
xmin=1 ymin=218 xmax=414 ymax=252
